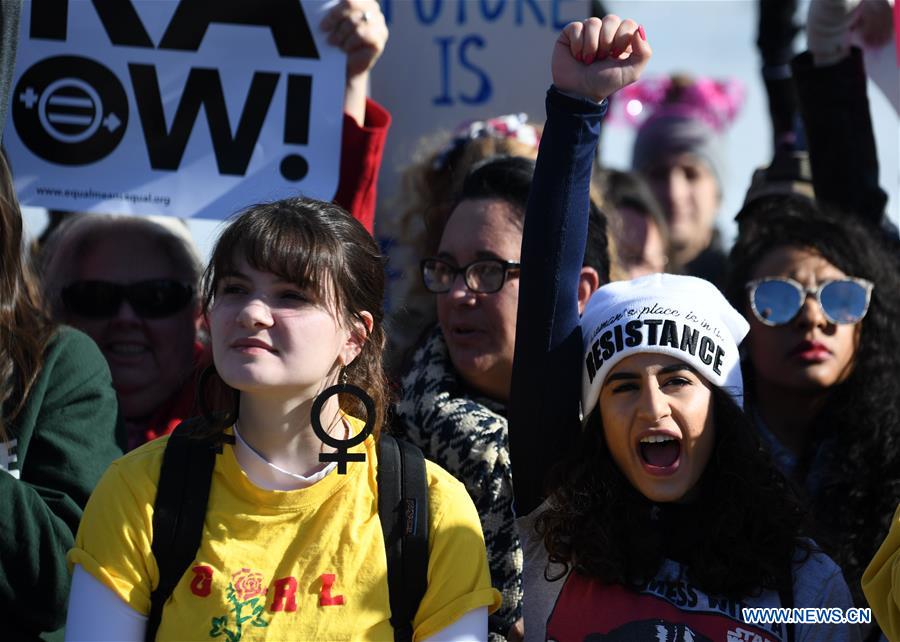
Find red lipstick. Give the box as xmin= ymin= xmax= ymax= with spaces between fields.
xmin=789 ymin=340 xmax=831 ymax=362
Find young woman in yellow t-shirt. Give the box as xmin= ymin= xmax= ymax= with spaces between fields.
xmin=65 ymin=194 xmax=500 ymax=640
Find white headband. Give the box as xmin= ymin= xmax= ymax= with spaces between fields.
xmin=580 ymin=273 xmax=749 ymax=423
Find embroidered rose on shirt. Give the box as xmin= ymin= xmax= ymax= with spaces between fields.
xmin=208 ymin=568 xmax=269 ymax=641
xmin=231 ymin=568 xmax=266 ymax=601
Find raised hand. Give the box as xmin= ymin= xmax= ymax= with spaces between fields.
xmin=320 ymin=0 xmax=388 ymax=82
xmin=851 ymin=0 xmax=894 ymax=49
xmin=552 ymin=15 xmax=652 ymax=103
xmin=320 ymin=0 xmax=389 ymax=125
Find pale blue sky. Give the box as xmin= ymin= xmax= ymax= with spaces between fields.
xmin=21 ymin=0 xmax=898 ymax=258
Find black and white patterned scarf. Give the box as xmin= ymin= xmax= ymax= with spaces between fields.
xmin=395 ymin=328 xmax=522 ymax=638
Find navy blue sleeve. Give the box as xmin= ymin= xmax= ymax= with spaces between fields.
xmin=792 ymin=48 xmax=887 ymax=226
xmin=508 ymin=87 xmax=606 ymax=517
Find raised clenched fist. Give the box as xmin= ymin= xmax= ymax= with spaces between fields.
xmin=551 ymin=15 xmax=652 ymax=103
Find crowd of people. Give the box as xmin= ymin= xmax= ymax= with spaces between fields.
xmin=1 ymin=0 xmax=899 ymax=640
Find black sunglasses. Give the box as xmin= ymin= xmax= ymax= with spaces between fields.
xmin=746 ymin=277 xmax=873 ymax=326
xmin=61 ymin=280 xmax=194 ymax=319
xmin=421 ymin=257 xmax=520 ymax=294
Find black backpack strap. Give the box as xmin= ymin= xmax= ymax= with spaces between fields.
xmin=378 ymin=434 xmax=430 ymax=642
xmin=145 ymin=420 xmax=218 ymax=642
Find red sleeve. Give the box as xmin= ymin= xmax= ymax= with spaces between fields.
xmin=333 ymin=98 xmax=391 ymax=235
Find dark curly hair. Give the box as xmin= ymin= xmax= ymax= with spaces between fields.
xmin=196 ymin=196 xmax=389 ymax=439
xmin=535 ymin=384 xmax=810 ymax=599
xmin=725 ymin=195 xmax=900 ymax=598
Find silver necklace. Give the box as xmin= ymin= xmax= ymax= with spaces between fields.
xmin=233 ymin=420 xmax=341 ymax=482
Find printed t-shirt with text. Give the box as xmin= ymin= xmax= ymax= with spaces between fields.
xmin=69 ymin=423 xmax=500 ymax=641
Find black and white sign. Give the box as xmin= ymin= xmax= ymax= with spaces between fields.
xmin=6 ymin=0 xmax=344 ymax=219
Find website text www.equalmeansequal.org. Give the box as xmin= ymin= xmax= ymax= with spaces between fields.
xmin=36 ymin=186 xmax=171 ymax=208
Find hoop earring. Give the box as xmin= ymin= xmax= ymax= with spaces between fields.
xmin=310 ymin=382 xmax=375 ymax=474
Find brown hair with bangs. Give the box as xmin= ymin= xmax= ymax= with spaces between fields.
xmin=197 ymin=196 xmax=388 ymax=438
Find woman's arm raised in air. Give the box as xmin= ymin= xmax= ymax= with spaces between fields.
xmin=321 ymin=0 xmax=391 ymax=234
xmin=509 ymin=17 xmax=651 ymax=516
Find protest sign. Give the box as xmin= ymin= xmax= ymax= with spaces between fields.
xmin=371 ymin=0 xmax=589 ymax=209
xmin=5 ymin=0 xmax=344 ymax=219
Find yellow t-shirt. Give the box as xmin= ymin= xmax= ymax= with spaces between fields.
xmin=862 ymin=504 xmax=900 ymax=640
xmin=69 ymin=424 xmax=501 ymax=641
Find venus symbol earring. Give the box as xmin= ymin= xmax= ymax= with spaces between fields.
xmin=310 ymin=374 xmax=375 ymax=474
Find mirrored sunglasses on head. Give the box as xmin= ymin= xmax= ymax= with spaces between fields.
xmin=745 ymin=277 xmax=873 ymax=326
xmin=420 ymin=257 xmax=520 ymax=294
xmin=61 ymin=280 xmax=194 ymax=319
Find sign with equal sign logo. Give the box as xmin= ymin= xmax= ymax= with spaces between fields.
xmin=5 ymin=0 xmax=345 ymax=219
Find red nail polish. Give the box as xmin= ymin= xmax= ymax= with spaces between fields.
xmin=638 ymin=25 xmax=646 ymax=41
xmin=610 ymin=48 xmax=621 ymax=58
xmin=584 ymin=54 xmax=595 ymax=65
xmin=575 ymin=52 xmax=583 ymax=62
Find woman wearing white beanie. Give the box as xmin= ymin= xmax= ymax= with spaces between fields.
xmin=507 ymin=15 xmax=860 ymax=642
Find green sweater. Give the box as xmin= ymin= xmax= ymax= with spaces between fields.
xmin=0 ymin=326 xmax=122 ymax=641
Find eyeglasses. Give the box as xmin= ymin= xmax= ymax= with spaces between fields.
xmin=745 ymin=277 xmax=873 ymax=326
xmin=61 ymin=280 xmax=194 ymax=319
xmin=420 ymin=258 xmax=520 ymax=294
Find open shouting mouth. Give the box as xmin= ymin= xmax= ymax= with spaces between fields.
xmin=638 ymin=433 xmax=681 ymax=475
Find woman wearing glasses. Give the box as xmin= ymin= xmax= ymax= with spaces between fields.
xmin=394 ymin=157 xmax=612 ymax=638
xmin=0 ymin=152 xmax=121 ymax=640
xmin=726 ymin=196 xmax=900 ymax=627
xmin=508 ymin=17 xmax=859 ymax=641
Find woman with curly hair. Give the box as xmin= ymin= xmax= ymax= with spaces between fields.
xmin=385 ymin=113 xmax=542 ymax=376
xmin=507 ymin=16 xmax=859 ymax=642
xmin=725 ymin=196 xmax=900 ymax=629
